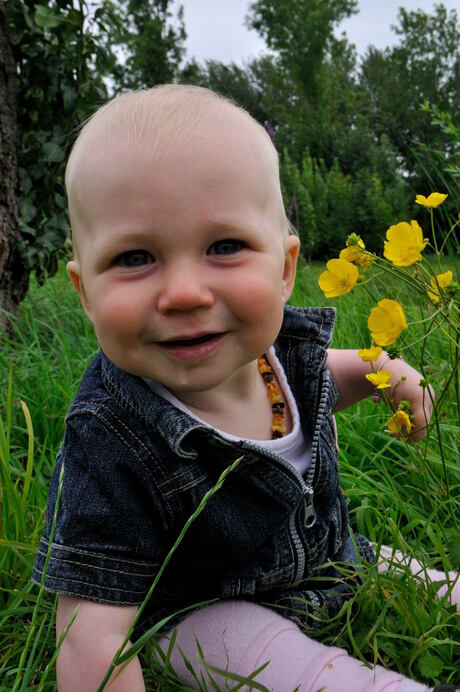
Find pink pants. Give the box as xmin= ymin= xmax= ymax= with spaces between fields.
xmin=160 ymin=549 xmax=459 ymax=691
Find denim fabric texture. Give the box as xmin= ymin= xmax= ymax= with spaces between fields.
xmin=33 ymin=306 xmax=374 ymax=637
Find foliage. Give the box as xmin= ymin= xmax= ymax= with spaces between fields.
xmin=318 ymin=193 xmax=459 ymax=531
xmin=280 ymin=148 xmax=408 ymax=259
xmin=107 ymin=0 xmax=186 ymax=92
xmin=414 ymin=103 xmax=460 ymax=251
xmin=6 ymin=0 xmax=114 ymax=282
xmin=359 ymin=5 xmax=460 ymax=193
xmin=226 ymin=0 xmax=413 ymax=258
xmin=247 ymin=0 xmax=357 ymax=101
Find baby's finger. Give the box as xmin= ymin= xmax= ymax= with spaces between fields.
xmin=408 ymin=423 xmax=428 ymax=442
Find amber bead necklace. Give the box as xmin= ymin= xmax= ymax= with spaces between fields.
xmin=257 ymin=354 xmax=286 ymax=439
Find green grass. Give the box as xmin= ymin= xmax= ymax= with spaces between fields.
xmin=1 ymin=259 xmax=459 ymax=690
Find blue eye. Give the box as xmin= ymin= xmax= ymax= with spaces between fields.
xmin=116 ymin=250 xmax=154 ymax=267
xmin=208 ymin=240 xmax=245 ymax=256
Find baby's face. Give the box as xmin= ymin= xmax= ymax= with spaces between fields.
xmin=67 ymin=119 xmax=299 ymax=398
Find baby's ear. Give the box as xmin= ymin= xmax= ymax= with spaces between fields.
xmin=66 ymin=260 xmax=93 ymax=322
xmin=282 ymin=235 xmax=300 ymax=302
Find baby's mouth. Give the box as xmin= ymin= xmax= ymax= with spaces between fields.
xmin=163 ymin=333 xmax=222 ymax=347
xmin=157 ymin=332 xmax=227 ymax=360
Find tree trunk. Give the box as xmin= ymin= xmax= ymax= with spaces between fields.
xmin=0 ymin=0 xmax=29 ymax=333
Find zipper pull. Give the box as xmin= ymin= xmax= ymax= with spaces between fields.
xmin=304 ymin=488 xmax=316 ymax=528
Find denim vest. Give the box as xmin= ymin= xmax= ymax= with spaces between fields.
xmin=33 ymin=306 xmax=373 ymax=637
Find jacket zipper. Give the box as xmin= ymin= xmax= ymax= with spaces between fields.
xmin=241 ymin=367 xmax=332 ymax=582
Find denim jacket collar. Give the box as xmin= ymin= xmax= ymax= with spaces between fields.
xmin=99 ymin=305 xmax=336 ymax=460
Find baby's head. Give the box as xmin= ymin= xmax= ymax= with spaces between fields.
xmin=66 ymin=85 xmax=299 ymax=393
xmin=66 ymin=85 xmax=293 ymax=252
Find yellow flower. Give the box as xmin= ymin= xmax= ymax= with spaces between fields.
xmin=340 ymin=245 xmax=362 ymax=262
xmin=368 ymin=299 xmax=407 ymax=346
xmin=387 ymin=409 xmax=413 ymax=436
xmin=428 ymin=270 xmax=453 ymax=303
xmin=383 ymin=221 xmax=427 ymax=266
xmin=366 ymin=370 xmax=393 ymax=389
xmin=318 ymin=258 xmax=359 ymax=298
xmin=358 ymin=346 xmax=383 ymax=362
xmin=339 ymin=242 xmax=374 ymax=270
xmin=415 ymin=192 xmax=448 ymax=208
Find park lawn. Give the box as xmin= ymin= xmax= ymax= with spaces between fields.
xmin=1 ymin=257 xmax=459 ymax=690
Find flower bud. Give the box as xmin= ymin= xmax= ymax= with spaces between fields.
xmin=346 ymin=233 xmax=362 ymax=247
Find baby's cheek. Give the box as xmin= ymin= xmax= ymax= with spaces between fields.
xmin=93 ymin=290 xmax=145 ymax=343
xmin=232 ymin=274 xmax=285 ymax=332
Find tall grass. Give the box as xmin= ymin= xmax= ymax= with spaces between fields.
xmin=1 ymin=260 xmax=459 ymax=689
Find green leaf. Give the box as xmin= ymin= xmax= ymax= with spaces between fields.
xmin=42 ymin=142 xmax=65 ymax=163
xmin=34 ymin=5 xmax=63 ymax=29
xmin=62 ymin=85 xmax=77 ymax=113
xmin=417 ymin=654 xmax=444 ymax=679
xmin=446 ymin=528 xmax=460 ymax=568
xmin=19 ymin=198 xmax=37 ymax=224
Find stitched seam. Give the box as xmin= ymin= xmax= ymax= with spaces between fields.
xmin=70 ymin=404 xmax=157 ymax=470
xmin=34 ymin=583 xmax=144 ymax=606
xmin=39 ymin=540 xmax=157 ymax=567
xmin=86 ymin=403 xmax=181 ymax=501
xmin=320 ymin=429 xmax=336 ymax=456
xmin=101 ymin=367 xmax=149 ymax=423
xmin=163 ymin=473 xmax=209 ymax=497
xmin=159 ymin=465 xmax=206 ymax=487
xmin=67 ymin=405 xmax=177 ymax=518
xmin=36 ymin=550 xmax=157 ymax=577
xmin=102 ymin=367 xmax=203 ymax=443
xmin=33 ymin=569 xmax=147 ymax=594
xmin=70 ymin=399 xmax=203 ymax=493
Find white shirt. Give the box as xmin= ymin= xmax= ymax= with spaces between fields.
xmin=146 ymin=346 xmax=311 ymax=475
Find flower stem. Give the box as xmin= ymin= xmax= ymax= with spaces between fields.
xmin=430 ymin=208 xmax=443 ymax=273
xmin=439 ymin=218 xmax=460 ymax=255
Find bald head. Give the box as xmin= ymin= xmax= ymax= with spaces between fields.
xmin=66 ymin=85 xmax=290 ymax=255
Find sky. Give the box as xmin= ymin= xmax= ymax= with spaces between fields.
xmin=171 ymin=0 xmax=459 ymax=65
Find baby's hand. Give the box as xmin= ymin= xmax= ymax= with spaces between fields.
xmin=385 ymin=358 xmax=434 ymax=442
xmin=326 ymin=349 xmax=434 ymax=442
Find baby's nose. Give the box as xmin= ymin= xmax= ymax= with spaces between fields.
xmin=157 ymin=264 xmax=214 ymax=313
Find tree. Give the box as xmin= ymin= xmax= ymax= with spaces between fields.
xmin=240 ymin=0 xmax=411 ymax=256
xmin=0 ymin=0 xmax=24 ymax=328
xmin=0 ymin=0 xmax=116 ymax=329
xmin=247 ymin=0 xmax=357 ymax=101
xmin=360 ymin=4 xmax=460 ymax=190
xmin=109 ymin=0 xmax=186 ymax=91
xmin=244 ymin=0 xmax=371 ymax=169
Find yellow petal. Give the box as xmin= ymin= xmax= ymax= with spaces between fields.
xmin=340 ymin=246 xmax=361 ymax=263
xmin=340 ymin=243 xmax=373 ymax=269
xmin=318 ymin=259 xmax=359 ymax=298
xmin=366 ymin=369 xmax=393 ymax=389
xmin=358 ymin=346 xmax=383 ymax=362
xmin=415 ymin=192 xmax=448 ymax=208
xmin=368 ymin=299 xmax=407 ymax=346
xmin=388 ymin=410 xmax=413 ymax=435
xmin=431 ymin=270 xmax=453 ymax=289
xmin=383 ymin=220 xmax=427 ymax=267
xmin=428 ymin=270 xmax=453 ymax=303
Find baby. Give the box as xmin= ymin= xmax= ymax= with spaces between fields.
xmin=33 ymin=85 xmax=458 ymax=691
